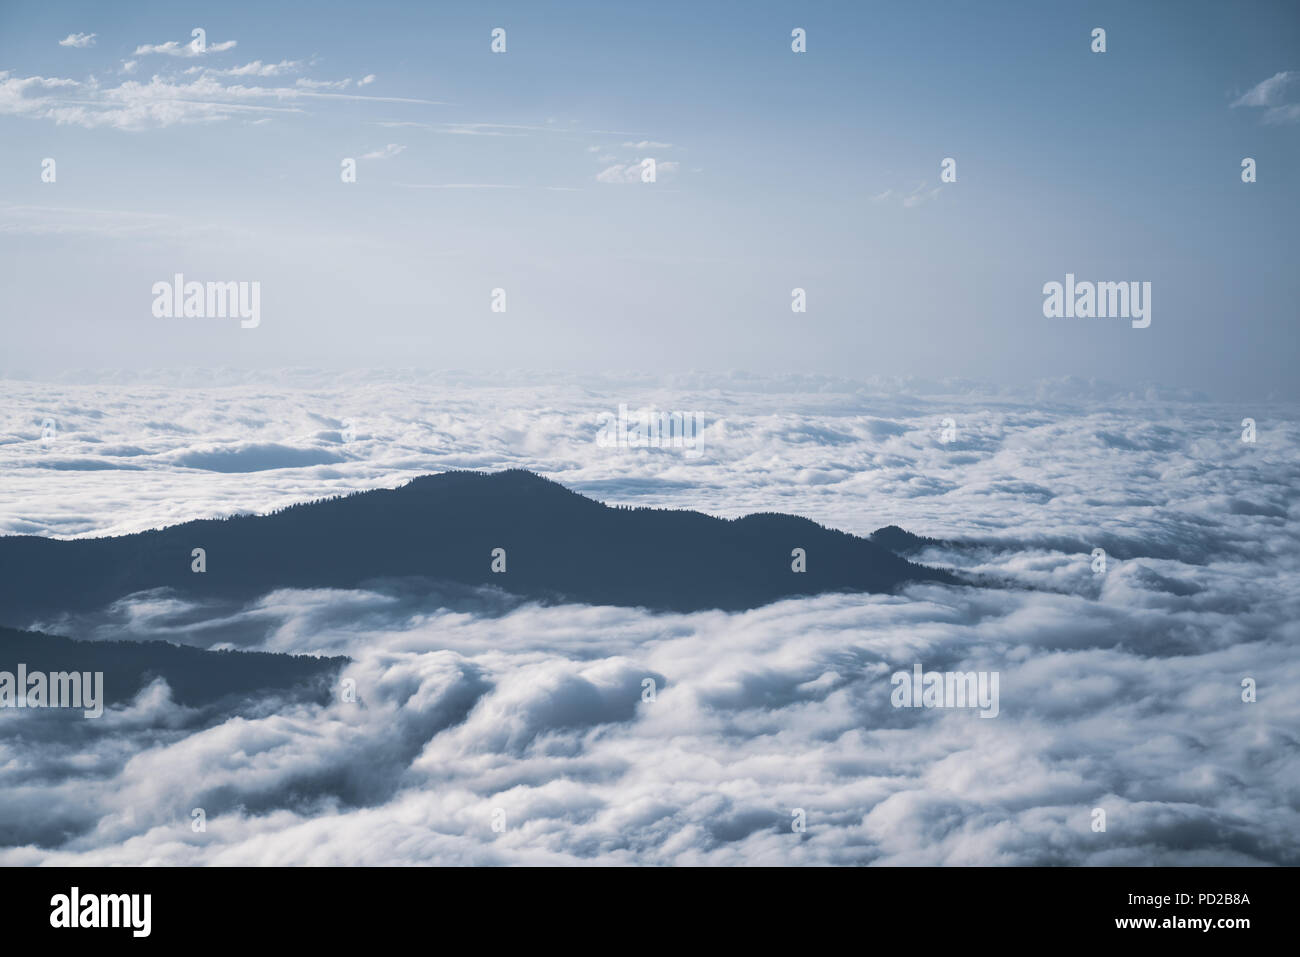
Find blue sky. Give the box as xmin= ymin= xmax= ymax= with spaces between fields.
xmin=1 ymin=0 xmax=1297 ymax=398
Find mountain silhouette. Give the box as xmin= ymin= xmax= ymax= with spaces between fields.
xmin=0 ymin=469 xmax=957 ymax=624
xmin=868 ymin=524 xmax=944 ymax=557
xmin=0 ymin=626 xmax=346 ymax=709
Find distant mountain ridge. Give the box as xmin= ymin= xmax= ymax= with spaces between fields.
xmin=868 ymin=524 xmax=945 ymax=556
xmin=0 ymin=469 xmax=957 ymax=624
xmin=0 ymin=626 xmax=346 ymax=709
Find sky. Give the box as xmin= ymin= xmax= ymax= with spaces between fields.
xmin=0 ymin=0 xmax=1297 ymax=398
xmin=1 ymin=1 xmax=1297 ymax=865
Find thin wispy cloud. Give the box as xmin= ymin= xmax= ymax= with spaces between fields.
xmin=396 ymin=182 xmax=522 ymax=189
xmin=58 ymin=32 xmax=96 ymax=49
xmin=596 ymin=159 xmax=678 ymax=183
xmin=0 ymin=204 xmax=242 ymax=241
xmin=0 ymin=71 xmax=439 ymax=130
xmin=1231 ymin=70 xmax=1295 ymax=107
xmin=379 ymin=121 xmax=530 ymax=136
xmin=133 ymin=38 xmax=238 ymax=57
xmin=296 ymin=77 xmax=354 ymax=91
xmin=439 ymin=124 xmax=528 ymax=136
xmin=1231 ymin=70 xmax=1300 ymax=123
xmin=361 ymin=143 xmax=406 ymax=160
xmin=436 ymin=121 xmax=568 ymax=136
xmin=187 ymin=59 xmax=304 ymax=78
xmin=872 ymin=182 xmax=945 ymax=208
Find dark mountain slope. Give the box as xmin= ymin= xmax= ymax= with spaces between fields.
xmin=0 ymin=469 xmax=958 ymax=623
xmin=868 ymin=524 xmax=945 ymax=557
xmin=0 ymin=626 xmax=347 ymax=708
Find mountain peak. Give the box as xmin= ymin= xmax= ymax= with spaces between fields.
xmin=0 ymin=471 xmax=957 ymax=623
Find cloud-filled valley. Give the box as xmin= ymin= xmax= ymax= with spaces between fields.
xmin=0 ymin=372 xmax=1296 ymax=865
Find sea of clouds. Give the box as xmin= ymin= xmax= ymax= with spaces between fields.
xmin=0 ymin=370 xmax=1296 ymax=865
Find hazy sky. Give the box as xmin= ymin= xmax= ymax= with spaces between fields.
xmin=1 ymin=0 xmax=1297 ymax=398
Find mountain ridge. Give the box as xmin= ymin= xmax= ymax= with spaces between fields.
xmin=0 ymin=625 xmax=347 ymax=709
xmin=0 ymin=469 xmax=959 ymax=624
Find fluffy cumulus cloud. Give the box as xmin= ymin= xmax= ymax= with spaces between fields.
xmin=0 ymin=372 xmax=1296 ymax=864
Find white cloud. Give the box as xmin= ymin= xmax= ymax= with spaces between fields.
xmin=596 ymin=159 xmax=678 ymax=183
xmin=0 ymin=71 xmax=440 ymax=130
xmin=0 ymin=204 xmax=250 ymax=241
xmin=396 ymin=182 xmax=521 ymax=189
xmin=904 ymin=187 xmax=941 ymax=207
xmin=622 ymin=139 xmax=672 ymax=149
xmin=360 ymin=143 xmax=405 ymax=160
xmin=439 ymin=124 xmax=525 ymax=137
xmin=383 ymin=120 xmax=574 ymax=138
xmin=358 ymin=74 xmax=376 ymax=86
xmin=873 ymin=182 xmax=944 ymax=208
xmin=0 ymin=376 xmax=1295 ymax=864
xmin=1264 ymin=103 xmax=1300 ymax=124
xmin=1231 ymin=70 xmax=1295 ymax=108
xmin=1231 ymin=71 xmax=1300 ymax=124
xmin=0 ymin=74 xmax=82 ymax=122
xmin=58 ymin=32 xmax=96 ymax=49
xmin=296 ymin=77 xmax=352 ymax=91
xmin=133 ymin=38 xmax=238 ymax=58
xmin=195 ymin=59 xmax=304 ymax=78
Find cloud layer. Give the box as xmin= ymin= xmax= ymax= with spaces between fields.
xmin=0 ymin=372 xmax=1295 ymax=864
